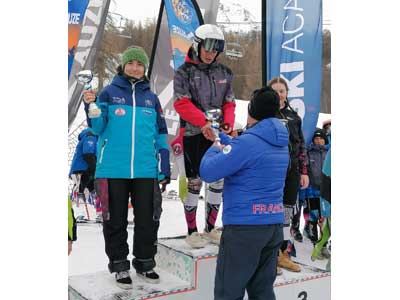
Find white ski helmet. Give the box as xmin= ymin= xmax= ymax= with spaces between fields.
xmin=192 ymin=24 xmax=225 ymax=57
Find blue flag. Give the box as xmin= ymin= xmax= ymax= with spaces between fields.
xmin=264 ymin=0 xmax=322 ymax=145
xmin=68 ymin=0 xmax=90 ymax=79
xmin=163 ymin=0 xmax=203 ymax=70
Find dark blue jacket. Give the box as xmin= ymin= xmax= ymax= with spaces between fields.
xmin=69 ymin=128 xmax=97 ymax=176
xmin=299 ymin=143 xmax=328 ymax=200
xmin=200 ymin=118 xmax=289 ymax=225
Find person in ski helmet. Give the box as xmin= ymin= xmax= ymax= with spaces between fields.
xmin=173 ymin=23 xmax=236 ymax=248
xmin=268 ymin=76 xmax=309 ymax=273
xmin=200 ymin=86 xmax=288 ymax=299
xmin=82 ymin=46 xmax=170 ymax=288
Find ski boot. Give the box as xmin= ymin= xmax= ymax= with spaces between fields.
xmin=291 ymin=226 xmax=303 ymax=242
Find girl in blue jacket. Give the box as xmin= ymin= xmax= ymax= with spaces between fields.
xmin=83 ymin=46 xmax=170 ymax=288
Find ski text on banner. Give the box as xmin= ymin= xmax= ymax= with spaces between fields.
xmin=264 ymin=0 xmax=322 ymax=145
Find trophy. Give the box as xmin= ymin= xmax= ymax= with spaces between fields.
xmin=76 ymin=70 xmax=101 ymax=118
xmin=205 ymin=108 xmax=222 ymax=146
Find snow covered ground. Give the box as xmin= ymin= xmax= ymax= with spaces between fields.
xmin=69 ymin=192 xmax=328 ymax=277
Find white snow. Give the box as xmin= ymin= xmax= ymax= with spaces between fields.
xmin=69 ymin=197 xmax=328 ymax=277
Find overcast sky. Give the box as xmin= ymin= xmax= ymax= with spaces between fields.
xmin=109 ymin=0 xmax=331 ymax=27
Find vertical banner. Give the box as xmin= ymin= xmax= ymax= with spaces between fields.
xmin=163 ymin=0 xmax=203 ymax=69
xmin=149 ymin=0 xmax=204 ymax=143
xmin=68 ymin=0 xmax=111 ymax=130
xmin=68 ymin=0 xmax=90 ymax=79
xmin=263 ymin=0 xmax=322 ymax=145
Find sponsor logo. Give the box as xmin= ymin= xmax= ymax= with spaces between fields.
xmin=142 ymin=110 xmax=153 ymax=116
xmin=222 ymin=145 xmax=232 ymax=154
xmin=172 ymin=0 xmax=192 ymax=24
xmin=112 ymin=97 xmax=126 ymax=104
xmin=145 ymin=99 xmax=153 ymax=107
xmin=215 ymin=79 xmax=227 ymax=84
xmin=68 ymin=13 xmax=81 ymax=25
xmin=114 ymin=108 xmax=126 ymax=116
xmin=253 ymin=203 xmax=284 ymax=215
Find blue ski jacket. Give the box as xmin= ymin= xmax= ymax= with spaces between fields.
xmin=69 ymin=128 xmax=97 ymax=176
xmin=88 ymin=75 xmax=170 ymax=179
xmin=200 ymin=118 xmax=289 ymax=225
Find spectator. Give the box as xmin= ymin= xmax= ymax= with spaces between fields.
xmin=294 ymin=129 xmax=329 ymax=258
xmin=69 ymin=128 xmax=97 ymax=208
xmin=268 ymin=77 xmax=309 ymax=273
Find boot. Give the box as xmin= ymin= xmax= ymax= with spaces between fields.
xmin=202 ymin=228 xmax=222 ymax=245
xmin=291 ymin=226 xmax=303 ymax=242
xmin=115 ymin=270 xmax=132 ymax=289
xmin=136 ymin=269 xmax=160 ymax=284
xmin=278 ymin=250 xmax=301 ymax=272
xmin=185 ymin=232 xmax=208 ymax=248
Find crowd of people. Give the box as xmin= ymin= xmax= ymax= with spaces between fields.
xmin=68 ymin=23 xmax=332 ymax=299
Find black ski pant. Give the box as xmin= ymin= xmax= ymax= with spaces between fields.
xmin=183 ymin=134 xmax=213 ymax=178
xmin=103 ymin=178 xmax=160 ymax=273
xmin=214 ymin=224 xmax=283 ymax=300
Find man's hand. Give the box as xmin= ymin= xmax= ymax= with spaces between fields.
xmin=83 ymin=90 xmax=96 ymax=104
xmin=201 ymin=121 xmax=215 ymax=141
xmin=300 ymin=174 xmax=309 ymax=189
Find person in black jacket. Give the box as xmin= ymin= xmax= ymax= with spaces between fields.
xmin=268 ymin=77 xmax=309 ymax=273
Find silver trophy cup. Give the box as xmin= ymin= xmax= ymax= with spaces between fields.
xmin=76 ymin=70 xmax=101 ymax=118
xmin=205 ymin=108 xmax=222 ymax=146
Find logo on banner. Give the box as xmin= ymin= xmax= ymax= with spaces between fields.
xmin=172 ymin=0 xmax=192 ymax=24
xmin=114 ymin=108 xmax=126 ymax=116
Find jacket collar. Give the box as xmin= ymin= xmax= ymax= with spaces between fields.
xmin=111 ymin=74 xmax=150 ymax=91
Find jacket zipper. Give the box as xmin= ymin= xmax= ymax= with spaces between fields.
xmin=211 ymin=75 xmax=217 ymax=101
xmin=99 ymin=139 xmax=108 ymax=164
xmin=130 ymin=81 xmax=140 ymax=178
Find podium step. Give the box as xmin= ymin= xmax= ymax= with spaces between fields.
xmin=69 ymin=236 xmax=330 ymax=300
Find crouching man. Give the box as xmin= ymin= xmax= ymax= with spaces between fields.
xmin=200 ymin=87 xmax=289 ymax=300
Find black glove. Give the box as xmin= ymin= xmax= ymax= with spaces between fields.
xmin=159 ymin=176 xmax=170 ymax=193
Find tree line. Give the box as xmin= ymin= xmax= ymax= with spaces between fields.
xmin=94 ymin=18 xmax=331 ymax=113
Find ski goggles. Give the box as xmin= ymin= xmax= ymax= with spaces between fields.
xmin=202 ymin=38 xmax=225 ymax=53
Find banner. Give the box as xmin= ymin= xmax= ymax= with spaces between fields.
xmin=263 ymin=0 xmax=322 ymax=145
xmin=149 ymin=0 xmax=207 ymax=143
xmin=68 ymin=0 xmax=111 ymax=130
xmin=68 ymin=0 xmax=90 ymax=78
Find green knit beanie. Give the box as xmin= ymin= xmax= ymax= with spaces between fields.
xmin=122 ymin=46 xmax=149 ymax=70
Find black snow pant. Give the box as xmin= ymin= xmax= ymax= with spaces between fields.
xmin=283 ymin=162 xmax=300 ymax=207
xmin=102 ymin=178 xmax=160 ymax=273
xmin=183 ymin=134 xmax=213 ymax=178
xmin=214 ymin=224 xmax=283 ymax=300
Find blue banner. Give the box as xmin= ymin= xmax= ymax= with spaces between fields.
xmin=68 ymin=0 xmax=90 ymax=79
xmin=163 ymin=0 xmax=202 ymax=70
xmin=265 ymin=0 xmax=322 ymax=146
